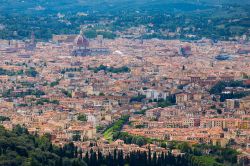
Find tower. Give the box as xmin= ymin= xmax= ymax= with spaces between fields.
xmin=97 ymin=35 xmax=103 ymax=47
xmin=31 ymin=31 xmax=35 ymax=46
xmin=25 ymin=31 xmax=36 ymax=51
xmin=139 ymin=27 xmax=145 ymax=45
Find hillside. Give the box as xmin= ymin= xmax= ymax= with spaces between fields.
xmin=0 ymin=125 xmax=87 ymax=166
xmin=0 ymin=0 xmax=250 ymax=14
xmin=0 ymin=0 xmax=249 ymax=40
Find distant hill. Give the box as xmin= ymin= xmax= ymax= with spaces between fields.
xmin=0 ymin=0 xmax=249 ymax=40
xmin=0 ymin=0 xmax=250 ymax=15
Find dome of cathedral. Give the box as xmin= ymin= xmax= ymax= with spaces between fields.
xmin=74 ymin=32 xmax=89 ymax=48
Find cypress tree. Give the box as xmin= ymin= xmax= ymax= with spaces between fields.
xmin=143 ymin=151 xmax=147 ymax=165
xmin=92 ymin=151 xmax=97 ymax=166
xmin=84 ymin=151 xmax=89 ymax=165
xmin=74 ymin=147 xmax=78 ymax=158
xmin=164 ymin=152 xmax=169 ymax=166
xmin=106 ymin=152 xmax=113 ymax=166
xmin=158 ymin=152 xmax=165 ymax=166
xmin=125 ymin=153 xmax=130 ymax=165
xmin=118 ymin=150 xmax=124 ymax=166
xmin=97 ymin=150 xmax=103 ymax=165
xmin=148 ymin=148 xmax=152 ymax=166
xmin=48 ymin=143 xmax=53 ymax=152
xmin=152 ymin=152 xmax=157 ymax=166
xmin=79 ymin=148 xmax=83 ymax=159
xmin=114 ymin=149 xmax=117 ymax=166
xmin=129 ymin=151 xmax=135 ymax=166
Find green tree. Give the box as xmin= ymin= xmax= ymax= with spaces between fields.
xmin=72 ymin=134 xmax=81 ymax=141
xmin=77 ymin=114 xmax=87 ymax=122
